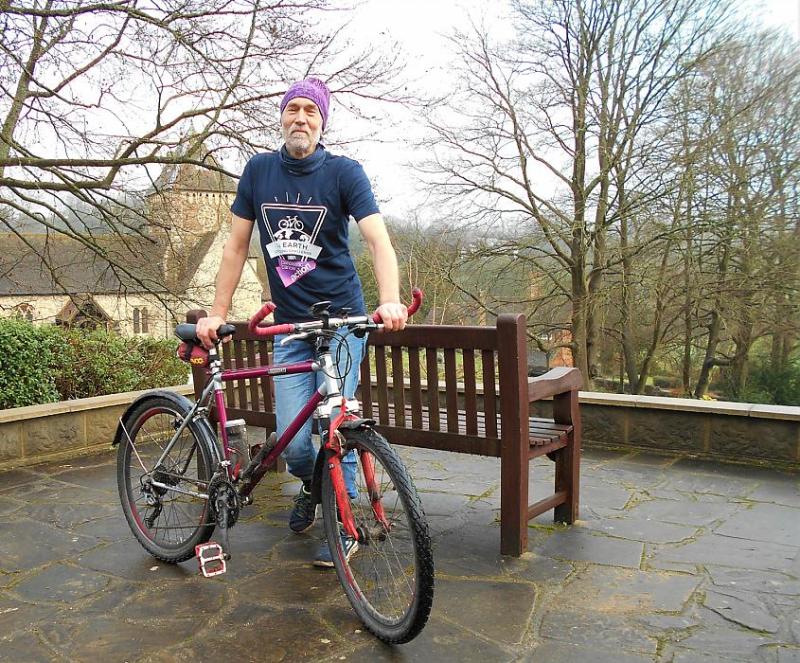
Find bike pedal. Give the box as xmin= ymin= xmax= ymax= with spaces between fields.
xmin=196 ymin=542 xmax=226 ymax=578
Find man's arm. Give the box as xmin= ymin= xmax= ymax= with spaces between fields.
xmin=196 ymin=214 xmax=254 ymax=347
xmin=358 ymin=213 xmax=407 ymax=331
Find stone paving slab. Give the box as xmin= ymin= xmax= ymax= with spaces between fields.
xmin=0 ymin=444 xmax=798 ymax=662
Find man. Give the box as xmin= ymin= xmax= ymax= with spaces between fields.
xmin=195 ymin=77 xmax=407 ymax=567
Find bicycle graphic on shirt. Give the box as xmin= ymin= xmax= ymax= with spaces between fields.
xmin=114 ymin=290 xmax=434 ymax=643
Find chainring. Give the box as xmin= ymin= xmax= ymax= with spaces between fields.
xmin=208 ymin=475 xmax=240 ymax=528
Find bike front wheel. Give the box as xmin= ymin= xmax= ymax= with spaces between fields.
xmin=321 ymin=428 xmax=434 ymax=644
xmin=116 ymin=393 xmax=217 ymax=563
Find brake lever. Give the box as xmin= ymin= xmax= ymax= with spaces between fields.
xmin=352 ymin=322 xmax=383 ymax=338
xmin=280 ymin=331 xmax=314 ymax=346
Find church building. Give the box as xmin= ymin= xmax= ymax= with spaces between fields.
xmin=0 ymin=157 xmax=266 ymax=336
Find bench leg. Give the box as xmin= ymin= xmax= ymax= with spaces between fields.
xmin=554 ymin=438 xmax=579 ymax=523
xmin=500 ymin=441 xmax=529 ymax=556
xmin=553 ymin=390 xmax=581 ymax=524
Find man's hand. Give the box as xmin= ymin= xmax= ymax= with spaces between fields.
xmin=375 ymin=302 xmax=408 ymax=332
xmin=196 ymin=315 xmax=227 ymax=349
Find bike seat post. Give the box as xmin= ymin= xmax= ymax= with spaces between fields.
xmin=205 ymin=346 xmax=227 ymax=400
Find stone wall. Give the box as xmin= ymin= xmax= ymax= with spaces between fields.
xmin=2 ymin=385 xmax=798 ymax=469
xmin=0 ymin=385 xmax=193 ymax=470
xmin=568 ymin=393 xmax=800 ymax=466
xmin=366 ymin=382 xmax=800 ymax=468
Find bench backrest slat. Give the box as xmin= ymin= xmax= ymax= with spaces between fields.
xmin=360 ymin=350 xmax=373 ymax=418
xmin=246 ymin=340 xmax=259 ymax=408
xmin=233 ymin=338 xmax=247 ymax=409
xmin=443 ymin=348 xmax=459 ymax=433
xmin=374 ymin=346 xmax=390 ymax=424
xmin=462 ymin=349 xmax=478 ymax=435
xmin=221 ymin=340 xmax=236 ymax=407
xmin=425 ymin=347 xmax=441 ymax=431
xmin=258 ymin=339 xmax=273 ymax=412
xmin=391 ymin=346 xmax=406 ymax=427
xmin=482 ymin=349 xmax=498 ymax=438
xmin=407 ymin=347 xmax=423 ymax=429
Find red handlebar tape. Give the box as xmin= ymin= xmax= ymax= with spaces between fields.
xmin=249 ymin=287 xmax=424 ymax=336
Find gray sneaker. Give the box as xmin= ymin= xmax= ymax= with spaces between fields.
xmin=313 ymin=534 xmax=359 ymax=568
xmin=289 ymin=482 xmax=315 ymax=533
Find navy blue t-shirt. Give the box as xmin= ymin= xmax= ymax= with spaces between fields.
xmin=231 ymin=145 xmax=379 ymax=323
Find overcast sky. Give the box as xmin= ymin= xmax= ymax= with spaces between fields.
xmin=340 ymin=0 xmax=800 ymax=218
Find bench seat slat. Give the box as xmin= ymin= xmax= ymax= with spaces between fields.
xmin=374 ymin=403 xmax=572 ymax=448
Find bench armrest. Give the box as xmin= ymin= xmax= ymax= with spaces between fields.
xmin=528 ymin=367 xmax=582 ymax=402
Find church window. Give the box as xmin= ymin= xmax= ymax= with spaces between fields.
xmin=133 ymin=307 xmax=150 ymax=334
xmin=14 ymin=303 xmax=34 ymax=322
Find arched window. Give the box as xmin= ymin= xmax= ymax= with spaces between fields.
xmin=141 ymin=307 xmax=149 ymax=333
xmin=14 ymin=303 xmax=35 ymax=322
xmin=133 ymin=307 xmax=140 ymax=334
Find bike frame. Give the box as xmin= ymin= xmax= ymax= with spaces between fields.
xmin=147 ymin=338 xmax=366 ymax=538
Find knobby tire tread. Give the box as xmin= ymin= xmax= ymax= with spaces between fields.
xmin=322 ymin=428 xmax=434 ymax=644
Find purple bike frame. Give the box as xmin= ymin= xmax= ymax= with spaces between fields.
xmin=209 ymin=358 xmax=325 ymax=498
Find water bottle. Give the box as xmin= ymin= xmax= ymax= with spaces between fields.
xmin=224 ymin=419 xmax=249 ymax=469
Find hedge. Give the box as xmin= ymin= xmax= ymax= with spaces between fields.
xmin=0 ymin=318 xmax=188 ymax=410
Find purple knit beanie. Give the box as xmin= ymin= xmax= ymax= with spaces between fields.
xmin=280 ymin=77 xmax=331 ymax=129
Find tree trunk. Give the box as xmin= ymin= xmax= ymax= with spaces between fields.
xmin=694 ymin=309 xmax=722 ymax=397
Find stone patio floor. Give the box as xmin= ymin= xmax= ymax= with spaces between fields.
xmin=1 ymin=441 xmax=799 ymax=662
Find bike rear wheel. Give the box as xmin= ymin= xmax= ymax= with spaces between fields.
xmin=116 ymin=394 xmax=216 ymax=563
xmin=321 ymin=428 xmax=434 ymax=643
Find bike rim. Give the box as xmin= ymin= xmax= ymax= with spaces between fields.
xmin=123 ymin=407 xmax=211 ymax=549
xmin=332 ymin=447 xmax=421 ymax=628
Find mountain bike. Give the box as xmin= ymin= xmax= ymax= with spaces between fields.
xmin=114 ymin=290 xmax=434 ymax=644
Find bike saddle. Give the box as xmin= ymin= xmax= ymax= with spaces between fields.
xmin=174 ymin=323 xmax=237 ymax=344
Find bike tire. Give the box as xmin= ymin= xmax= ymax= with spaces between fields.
xmin=116 ymin=394 xmax=216 ymax=563
xmin=321 ymin=428 xmax=434 ymax=643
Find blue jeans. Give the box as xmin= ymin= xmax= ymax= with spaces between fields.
xmin=273 ymin=332 xmax=366 ymax=496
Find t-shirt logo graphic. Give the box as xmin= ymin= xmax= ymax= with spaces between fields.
xmin=261 ymin=203 xmax=327 ymax=287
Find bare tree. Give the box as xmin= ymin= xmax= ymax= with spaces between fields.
xmin=416 ymin=0 xmax=730 ymax=385
xmin=673 ymin=34 xmax=800 ymax=397
xmin=0 ymin=0 xmax=406 ymax=303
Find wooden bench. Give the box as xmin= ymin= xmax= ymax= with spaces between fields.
xmin=186 ymin=310 xmax=582 ymax=556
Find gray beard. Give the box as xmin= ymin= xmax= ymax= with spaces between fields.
xmin=284 ymin=131 xmax=320 ymax=158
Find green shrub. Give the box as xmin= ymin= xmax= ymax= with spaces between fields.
xmin=0 ymin=318 xmax=62 ymax=409
xmin=0 ymin=320 xmax=188 ymax=409
xmin=719 ymin=359 xmax=800 ymax=406
xmin=746 ymin=362 xmax=800 ymax=406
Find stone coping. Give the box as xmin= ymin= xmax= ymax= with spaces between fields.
xmin=577 ymin=391 xmax=800 ymax=421
xmin=1 ymin=383 xmax=796 ymax=425
xmin=0 ymin=384 xmax=194 ymax=424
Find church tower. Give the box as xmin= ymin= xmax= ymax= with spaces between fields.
xmin=146 ymin=143 xmax=238 ymax=294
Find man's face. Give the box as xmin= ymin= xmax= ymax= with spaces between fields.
xmin=281 ymin=97 xmax=323 ymax=158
